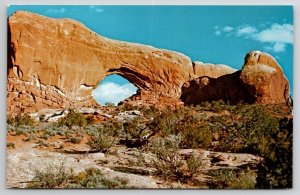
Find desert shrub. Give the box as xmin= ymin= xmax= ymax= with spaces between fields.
xmin=70 ymin=168 xmax=128 ymax=188
xmin=23 ymin=134 xmax=37 ymax=142
xmin=87 ymin=122 xmax=121 ymax=152
xmin=28 ymin=164 xmax=128 ymax=189
xmin=145 ymin=107 xmax=212 ymax=149
xmin=58 ymin=109 xmax=87 ymax=128
xmin=205 ymin=104 xmax=292 ymax=189
xmin=28 ymin=162 xmax=72 ymax=188
xmin=88 ymin=131 xmax=115 ymax=153
xmin=123 ymin=117 xmax=149 ymax=140
xmin=7 ymin=114 xmax=36 ymax=128
xmin=148 ymin=107 xmax=183 ymax=137
xmin=195 ymin=100 xmax=233 ymax=112
xmin=186 ymin=154 xmax=204 ymax=178
xmin=175 ymin=115 xmax=212 ymax=149
xmin=255 ymin=117 xmax=292 ymax=189
xmin=7 ymin=142 xmax=15 ymax=149
xmin=150 ymin=135 xmax=184 ymax=180
xmin=41 ymin=134 xmax=50 ymax=140
xmin=105 ymin=102 xmax=115 ymax=107
xmin=117 ymin=103 xmax=140 ymax=112
xmin=142 ymin=105 xmax=159 ymax=117
xmin=7 ymin=114 xmax=36 ymax=135
xmin=36 ymin=140 xmax=50 ymax=148
xmin=44 ymin=124 xmax=68 ymax=136
xmin=207 ymin=169 xmax=256 ymax=189
xmin=70 ymin=137 xmax=82 ymax=144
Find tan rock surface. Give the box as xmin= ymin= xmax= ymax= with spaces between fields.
xmin=8 ymin=11 xmax=193 ymax=103
xmin=193 ymin=61 xmax=237 ymax=78
xmin=181 ymin=51 xmax=290 ymax=105
xmin=240 ymin=51 xmax=290 ymax=104
xmin=7 ymin=12 xmax=290 ymax=113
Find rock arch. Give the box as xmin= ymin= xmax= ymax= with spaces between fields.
xmin=7 ymin=11 xmax=195 ymax=113
xmin=7 ymin=11 xmax=290 ymax=114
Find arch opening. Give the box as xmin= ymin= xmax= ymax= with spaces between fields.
xmin=92 ymin=74 xmax=138 ymax=106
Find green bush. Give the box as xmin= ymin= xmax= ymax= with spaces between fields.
xmin=28 ymin=162 xmax=71 ymax=188
xmin=58 ymin=109 xmax=87 ymax=128
xmin=71 ymin=168 xmax=128 ymax=188
xmin=148 ymin=107 xmax=183 ymax=138
xmin=87 ymin=122 xmax=120 ymax=152
xmin=207 ymin=169 xmax=256 ymax=189
xmin=150 ymin=136 xmax=184 ymax=180
xmin=70 ymin=137 xmax=82 ymax=144
xmin=186 ymin=154 xmax=204 ymax=178
xmin=255 ymin=117 xmax=292 ymax=189
xmin=175 ymin=115 xmax=212 ymax=149
xmin=7 ymin=114 xmax=36 ymax=129
xmin=28 ymin=165 xmax=128 ymax=189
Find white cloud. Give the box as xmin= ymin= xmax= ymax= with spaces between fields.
xmin=89 ymin=5 xmax=104 ymax=13
xmin=92 ymin=82 xmax=137 ymax=105
xmin=46 ymin=8 xmax=66 ymax=14
xmin=237 ymin=25 xmax=257 ymax=36
xmin=222 ymin=26 xmax=233 ymax=32
xmin=214 ymin=26 xmax=233 ymax=35
xmin=254 ymin=23 xmax=293 ymax=44
xmin=273 ymin=42 xmax=286 ymax=52
xmin=215 ymin=30 xmax=221 ymax=35
xmin=216 ymin=23 xmax=293 ymax=53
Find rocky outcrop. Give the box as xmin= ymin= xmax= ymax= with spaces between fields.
xmin=7 ymin=77 xmax=96 ymax=114
xmin=7 ymin=11 xmax=290 ymax=113
xmin=8 ymin=11 xmax=194 ymax=107
xmin=240 ymin=51 xmax=290 ymax=104
xmin=181 ymin=71 xmax=255 ymax=104
xmin=181 ymin=51 xmax=290 ymax=105
xmin=193 ymin=61 xmax=237 ymax=78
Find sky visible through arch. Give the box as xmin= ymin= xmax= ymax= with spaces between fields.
xmin=8 ymin=5 xmax=294 ymax=105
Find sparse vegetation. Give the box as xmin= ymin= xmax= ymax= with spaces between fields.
xmin=27 ymin=162 xmax=71 ymax=188
xmin=27 ymin=164 xmax=128 ymax=189
xmin=186 ymin=154 xmax=204 ymax=178
xmin=58 ymin=109 xmax=87 ymax=127
xmin=207 ymin=168 xmax=256 ymax=189
xmin=149 ymin=136 xmax=184 ymax=180
xmin=7 ymin=114 xmax=36 ymax=128
xmin=70 ymin=168 xmax=128 ymax=188
xmin=7 ymin=100 xmax=292 ymax=189
xmin=7 ymin=142 xmax=15 ymax=149
xmin=87 ymin=122 xmax=121 ymax=152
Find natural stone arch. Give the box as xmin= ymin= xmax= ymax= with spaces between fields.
xmin=7 ymin=11 xmax=195 ymax=113
xmin=7 ymin=11 xmax=290 ymax=114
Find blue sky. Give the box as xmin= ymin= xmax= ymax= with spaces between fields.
xmin=8 ymin=5 xmax=294 ymax=105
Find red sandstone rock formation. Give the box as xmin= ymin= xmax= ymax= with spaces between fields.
xmin=240 ymin=51 xmax=290 ymax=104
xmin=193 ymin=61 xmax=237 ymax=78
xmin=181 ymin=51 xmax=290 ymax=105
xmin=8 ymin=11 xmax=193 ymax=100
xmin=7 ymin=11 xmax=290 ymax=114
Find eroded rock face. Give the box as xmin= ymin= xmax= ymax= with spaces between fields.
xmin=8 ymin=11 xmax=194 ymax=111
xmin=181 ymin=71 xmax=255 ymax=104
xmin=7 ymin=11 xmax=290 ymax=113
xmin=7 ymin=77 xmax=96 ymax=114
xmin=181 ymin=51 xmax=290 ymax=105
xmin=240 ymin=51 xmax=290 ymax=104
xmin=193 ymin=61 xmax=237 ymax=78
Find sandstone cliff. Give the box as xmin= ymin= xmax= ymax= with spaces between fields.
xmin=240 ymin=51 xmax=290 ymax=104
xmin=181 ymin=51 xmax=290 ymax=105
xmin=193 ymin=61 xmax=237 ymax=78
xmin=7 ymin=11 xmax=290 ymax=113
